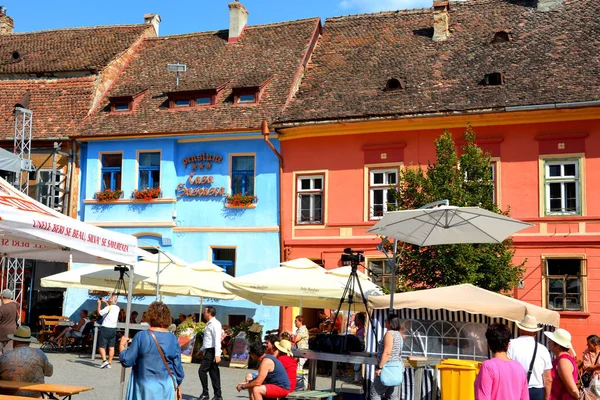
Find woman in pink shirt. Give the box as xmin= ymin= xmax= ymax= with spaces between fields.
xmin=474 ymin=323 xmax=529 ymax=400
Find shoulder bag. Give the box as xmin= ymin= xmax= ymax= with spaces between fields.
xmin=527 ymin=340 xmax=538 ymax=383
xmin=149 ymin=330 xmax=178 ymax=400
xmin=380 ymin=360 xmax=404 ymax=387
xmin=582 ymin=353 xmax=600 ymax=388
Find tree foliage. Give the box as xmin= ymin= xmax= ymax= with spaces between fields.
xmin=389 ymin=126 xmax=524 ymax=293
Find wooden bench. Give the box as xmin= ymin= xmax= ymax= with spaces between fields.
xmin=285 ymin=391 xmax=338 ymax=400
xmin=0 ymin=395 xmax=44 ymax=399
xmin=38 ymin=315 xmax=65 ymax=343
xmin=0 ymin=380 xmax=92 ymax=400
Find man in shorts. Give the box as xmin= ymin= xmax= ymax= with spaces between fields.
xmin=236 ymin=341 xmax=290 ymax=400
xmin=96 ymin=295 xmax=119 ymax=369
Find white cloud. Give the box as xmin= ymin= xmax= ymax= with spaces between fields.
xmin=338 ymin=0 xmax=434 ymax=13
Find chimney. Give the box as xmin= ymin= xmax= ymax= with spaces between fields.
xmin=0 ymin=6 xmax=14 ymax=34
xmin=228 ymin=0 xmax=249 ymax=44
xmin=432 ymin=1 xmax=450 ymax=42
xmin=537 ymin=0 xmax=562 ymax=12
xmin=144 ymin=13 xmax=161 ymax=36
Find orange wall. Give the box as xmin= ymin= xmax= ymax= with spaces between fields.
xmin=280 ymin=117 xmax=600 ymax=354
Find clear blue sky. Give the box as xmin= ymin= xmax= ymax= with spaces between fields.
xmin=2 ymin=0 xmax=433 ymax=36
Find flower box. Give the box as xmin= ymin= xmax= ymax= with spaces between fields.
xmin=94 ymin=189 xmax=123 ymax=202
xmin=132 ymin=187 xmax=162 ymax=200
xmin=225 ymin=193 xmax=258 ymax=208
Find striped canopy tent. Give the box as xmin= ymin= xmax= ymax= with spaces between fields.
xmin=366 ymin=284 xmax=560 ymax=400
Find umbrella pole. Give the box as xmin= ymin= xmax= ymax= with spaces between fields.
xmin=389 ymin=239 xmax=398 ymax=311
xmin=120 ymin=264 xmax=135 ymax=400
xmin=199 ymin=297 xmax=204 ymax=319
xmin=156 ymin=251 xmax=161 ymax=300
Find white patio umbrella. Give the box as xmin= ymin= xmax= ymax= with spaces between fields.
xmin=41 ymin=263 xmax=158 ymax=295
xmin=367 ymin=200 xmax=534 ymax=309
xmin=367 ymin=204 xmax=533 ymax=246
xmin=223 ymin=258 xmax=374 ymax=310
xmin=142 ymin=261 xmax=237 ymax=299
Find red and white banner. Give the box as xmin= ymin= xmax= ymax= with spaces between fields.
xmin=0 ymin=177 xmax=138 ymax=264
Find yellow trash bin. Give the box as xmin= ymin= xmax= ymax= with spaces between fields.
xmin=436 ymin=359 xmax=482 ymax=400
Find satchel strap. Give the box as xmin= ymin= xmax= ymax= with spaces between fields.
xmin=594 ymin=352 xmax=600 ymax=365
xmin=148 ymin=330 xmax=177 ymax=391
xmin=527 ymin=339 xmax=538 ymax=383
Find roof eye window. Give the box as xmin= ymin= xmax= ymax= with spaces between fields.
xmin=114 ymin=103 xmax=130 ymax=112
xmin=11 ymin=51 xmax=20 ymax=60
xmin=196 ymin=96 xmax=212 ymax=106
xmin=385 ymin=78 xmax=404 ymax=91
xmin=491 ymin=31 xmax=511 ymax=44
xmin=482 ymin=72 xmax=505 ymax=86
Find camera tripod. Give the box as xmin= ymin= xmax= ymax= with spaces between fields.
xmin=330 ymin=258 xmax=378 ymax=353
xmin=111 ymin=266 xmax=129 ymax=297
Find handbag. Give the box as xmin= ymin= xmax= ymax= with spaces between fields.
xmin=580 ymin=387 xmax=600 ymax=400
xmin=149 ymin=330 xmax=178 ymax=400
xmin=582 ymin=353 xmax=600 ymax=388
xmin=380 ymin=360 xmax=404 ymax=387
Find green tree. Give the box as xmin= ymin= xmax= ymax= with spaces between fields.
xmin=389 ymin=126 xmax=524 ymax=293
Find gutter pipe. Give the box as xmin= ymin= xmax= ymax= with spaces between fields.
xmin=262 ymin=120 xmax=286 ymax=329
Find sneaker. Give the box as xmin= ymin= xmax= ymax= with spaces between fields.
xmin=106 ymin=364 xmax=111 ymax=369
xmin=198 ymin=395 xmax=209 ymax=400
xmin=100 ymin=360 xmax=109 ymax=369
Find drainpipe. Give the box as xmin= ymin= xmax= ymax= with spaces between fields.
xmin=262 ymin=120 xmax=286 ymax=329
xmin=262 ymin=120 xmax=284 ymax=261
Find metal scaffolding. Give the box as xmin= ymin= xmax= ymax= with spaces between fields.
xmin=1 ymin=105 xmax=33 ymax=309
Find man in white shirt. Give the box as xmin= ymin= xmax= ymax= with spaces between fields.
xmin=197 ymin=306 xmax=222 ymax=400
xmin=507 ymin=315 xmax=552 ymax=400
xmin=96 ymin=295 xmax=120 ymax=369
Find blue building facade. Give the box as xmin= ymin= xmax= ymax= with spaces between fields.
xmin=65 ymin=132 xmax=281 ymax=329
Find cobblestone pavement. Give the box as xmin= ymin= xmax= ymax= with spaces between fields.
xmin=40 ymin=349 xmax=359 ymax=400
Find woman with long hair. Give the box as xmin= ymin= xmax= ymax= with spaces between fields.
xmin=119 ymin=302 xmax=184 ymax=400
xmin=474 ymin=323 xmax=528 ymax=400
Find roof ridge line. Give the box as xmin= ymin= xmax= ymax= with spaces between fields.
xmin=8 ymin=23 xmax=150 ymax=36
xmin=325 ymin=7 xmax=432 ymax=22
xmin=146 ymin=16 xmax=320 ymax=40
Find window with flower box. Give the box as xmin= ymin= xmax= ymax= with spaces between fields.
xmin=138 ymin=152 xmax=160 ymax=190
xmin=101 ymin=153 xmax=122 ymax=191
xmin=296 ymin=175 xmax=324 ymax=224
xmin=231 ymin=156 xmax=255 ymax=196
xmin=369 ymin=168 xmax=398 ymax=219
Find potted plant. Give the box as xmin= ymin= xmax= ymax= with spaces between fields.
xmin=132 ymin=187 xmax=162 ymax=200
xmin=225 ymin=193 xmax=258 ymax=208
xmin=94 ymin=188 xmax=123 ymax=202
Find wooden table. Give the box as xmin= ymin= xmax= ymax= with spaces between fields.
xmin=91 ymin=322 xmax=149 ymax=360
xmin=0 ymin=381 xmax=92 ymax=399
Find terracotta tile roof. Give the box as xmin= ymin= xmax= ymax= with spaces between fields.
xmin=0 ymin=77 xmax=95 ymax=140
xmin=279 ymin=0 xmax=600 ymax=124
xmin=77 ymin=18 xmax=320 ymax=137
xmin=0 ymin=25 xmax=153 ymax=74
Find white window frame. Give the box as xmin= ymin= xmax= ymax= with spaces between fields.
xmin=544 ymin=159 xmax=580 ymax=215
xmin=369 ymin=168 xmax=398 ymax=220
xmin=296 ymin=175 xmax=324 ymax=224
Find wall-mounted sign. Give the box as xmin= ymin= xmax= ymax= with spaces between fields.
xmin=177 ymin=153 xmax=226 ymax=198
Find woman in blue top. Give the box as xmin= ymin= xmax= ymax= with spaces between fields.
xmin=119 ymin=302 xmax=184 ymax=400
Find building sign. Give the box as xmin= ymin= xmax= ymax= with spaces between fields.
xmin=177 ymin=152 xmax=227 ymax=198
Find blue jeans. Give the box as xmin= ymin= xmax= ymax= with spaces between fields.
xmin=529 ymin=387 xmax=544 ymax=400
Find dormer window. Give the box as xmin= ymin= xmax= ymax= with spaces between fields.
xmin=233 ymin=88 xmax=260 ymax=105
xmin=109 ymin=96 xmax=133 ymax=113
xmin=168 ymin=89 xmax=218 ymax=109
xmin=491 ymin=31 xmax=511 ymax=44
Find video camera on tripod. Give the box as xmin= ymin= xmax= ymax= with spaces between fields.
xmin=340 ymin=248 xmax=364 ymax=266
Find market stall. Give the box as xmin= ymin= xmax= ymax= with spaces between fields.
xmin=366 ymin=284 xmax=560 ymax=400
